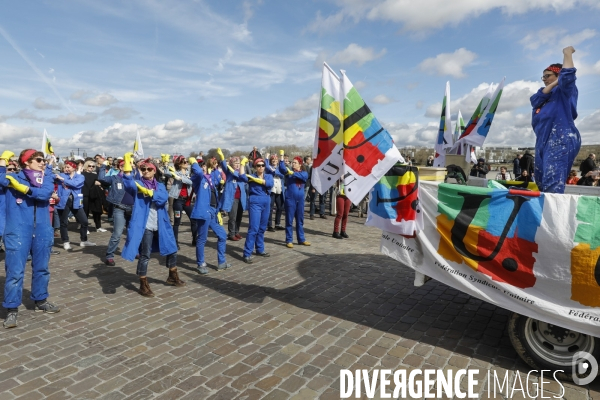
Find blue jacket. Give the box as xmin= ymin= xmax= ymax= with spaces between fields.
xmin=278 ymin=161 xmax=307 ymax=200
xmin=530 ymin=67 xmax=579 ymax=148
xmin=247 ymin=173 xmax=273 ymax=199
xmin=98 ymin=167 xmax=128 ymax=205
xmin=55 ymin=172 xmax=85 ymax=209
xmin=0 ymin=186 xmax=6 ymax=236
xmin=0 ymin=165 xmax=54 ymax=240
xmin=189 ymin=163 xmax=224 ymax=220
xmin=121 ymin=174 xmax=177 ymax=261
xmin=220 ymin=160 xmax=248 ymax=212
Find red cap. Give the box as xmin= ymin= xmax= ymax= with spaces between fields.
xmin=253 ymin=158 xmax=265 ymax=167
xmin=20 ymin=149 xmax=37 ymax=164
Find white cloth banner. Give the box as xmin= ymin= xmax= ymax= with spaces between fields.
xmin=380 ymin=181 xmax=600 ymax=337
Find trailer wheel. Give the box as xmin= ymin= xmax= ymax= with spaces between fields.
xmin=508 ymin=313 xmax=600 ymax=382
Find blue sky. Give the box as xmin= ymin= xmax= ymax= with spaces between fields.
xmin=1 ymin=0 xmax=599 ymax=157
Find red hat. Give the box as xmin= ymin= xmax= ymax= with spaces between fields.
xmin=253 ymin=158 xmax=265 ymax=167
xmin=545 ymin=65 xmax=561 ymax=74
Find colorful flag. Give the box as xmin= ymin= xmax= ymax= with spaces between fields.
xmin=433 ymin=82 xmax=452 ymax=167
xmin=365 ymin=164 xmax=423 ymax=236
xmin=41 ymin=129 xmax=54 ymax=156
xmin=133 ymin=129 xmax=144 ymax=160
xmin=340 ymin=70 xmax=403 ymax=204
xmin=458 ymin=78 xmax=505 ymax=148
xmin=311 ymin=63 xmax=343 ymax=194
xmin=454 ymin=110 xmax=465 ymax=144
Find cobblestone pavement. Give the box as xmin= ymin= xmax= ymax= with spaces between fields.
xmin=1 ymin=210 xmax=599 ymax=399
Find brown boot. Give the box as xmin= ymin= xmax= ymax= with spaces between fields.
xmin=139 ymin=277 xmax=155 ymax=297
xmin=166 ymin=268 xmax=186 ymax=287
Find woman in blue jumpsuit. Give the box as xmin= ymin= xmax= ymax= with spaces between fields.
xmin=189 ymin=158 xmax=232 ymax=274
xmin=1 ymin=149 xmax=60 ymax=329
xmin=530 ymin=46 xmax=580 ymax=194
xmin=121 ymin=156 xmax=184 ymax=297
xmin=242 ymin=158 xmax=273 ymax=263
xmin=279 ymin=154 xmax=310 ymax=248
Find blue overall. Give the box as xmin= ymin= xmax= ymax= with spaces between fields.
xmin=530 ymin=67 xmax=581 ymax=194
xmin=121 ymin=174 xmax=178 ymax=262
xmin=279 ymin=161 xmax=308 ymax=244
xmin=243 ymin=174 xmax=273 ymax=257
xmin=1 ymin=165 xmax=55 ymax=309
xmin=0 ymin=186 xmax=6 ymax=240
xmin=189 ymin=163 xmax=228 ymax=266
xmin=220 ymin=160 xmax=247 ymax=213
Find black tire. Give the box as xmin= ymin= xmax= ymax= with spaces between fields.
xmin=508 ymin=312 xmax=600 ymax=382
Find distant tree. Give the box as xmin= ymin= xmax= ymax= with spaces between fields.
xmin=207 ymin=148 xmax=231 ymax=160
xmin=189 ymin=151 xmax=199 ymax=158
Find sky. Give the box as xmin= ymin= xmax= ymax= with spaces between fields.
xmin=1 ymin=0 xmax=599 ymax=157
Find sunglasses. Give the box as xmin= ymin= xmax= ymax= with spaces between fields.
xmin=88 ymin=165 xmax=96 ymax=168
xmin=255 ymin=164 xmax=265 ymax=167
xmin=7 ymin=168 xmax=16 ymax=171
xmin=32 ymin=157 xmax=44 ymax=163
xmin=139 ymin=167 xmax=154 ymax=172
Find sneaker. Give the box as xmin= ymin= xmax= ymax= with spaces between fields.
xmin=256 ymin=252 xmax=270 ymax=257
xmin=320 ymin=215 xmax=327 ymax=219
xmin=286 ymin=243 xmax=294 ymax=248
xmin=97 ymin=228 xmax=107 ymax=233
xmin=275 ymin=225 xmax=285 ymax=230
xmin=3 ymin=310 xmax=17 ymax=329
xmin=300 ymin=241 xmax=311 ymax=246
xmin=68 ymin=216 xmax=76 ymax=222
xmin=267 ymin=226 xmax=276 ymax=232
xmin=50 ymin=250 xmax=60 ymax=255
xmin=63 ymin=242 xmax=72 ymax=251
xmin=87 ymin=230 xmax=90 ymax=235
xmin=243 ymin=257 xmax=253 ymax=264
xmin=217 ymin=262 xmax=231 ymax=271
xmin=34 ymin=301 xmax=60 ymax=313
xmin=105 ymin=258 xmax=116 ymax=266
xmin=197 ymin=262 xmax=209 ymax=275
xmin=80 ymin=241 xmax=96 ymax=247
xmin=309 ymin=216 xmax=315 ymax=220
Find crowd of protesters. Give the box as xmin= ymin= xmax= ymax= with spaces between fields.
xmin=0 ymin=148 xmax=360 ymax=328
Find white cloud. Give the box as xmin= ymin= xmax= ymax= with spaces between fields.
xmin=33 ymin=97 xmax=61 ymax=110
xmin=307 ymin=0 xmax=600 ymax=34
xmin=418 ymin=48 xmax=477 ymax=78
xmin=329 ymin=43 xmax=386 ymax=66
xmin=82 ymin=93 xmax=118 ymax=107
xmin=47 ymin=112 xmax=98 ymax=124
xmin=101 ymin=107 xmax=139 ymax=120
xmin=371 ymin=95 xmax=394 ymax=104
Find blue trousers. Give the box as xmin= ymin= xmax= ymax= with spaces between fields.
xmin=535 ymin=134 xmax=581 ymax=193
xmin=194 ymin=211 xmax=227 ymax=265
xmin=3 ymin=226 xmax=52 ymax=308
xmin=106 ymin=205 xmax=132 ymax=260
xmin=244 ymin=196 xmax=270 ymax=257
xmin=285 ymin=196 xmax=306 ymax=244
xmin=136 ymin=229 xmax=177 ymax=276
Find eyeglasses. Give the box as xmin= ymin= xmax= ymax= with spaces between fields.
xmin=255 ymin=164 xmax=265 ymax=167
xmin=541 ymin=74 xmax=556 ymax=80
xmin=139 ymin=167 xmax=154 ymax=172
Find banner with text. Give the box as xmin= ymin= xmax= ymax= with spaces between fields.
xmin=381 ymin=181 xmax=600 ymax=336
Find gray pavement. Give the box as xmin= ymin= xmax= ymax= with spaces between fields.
xmin=1 ymin=209 xmax=599 ymax=399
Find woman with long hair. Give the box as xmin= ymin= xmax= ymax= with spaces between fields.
xmin=278 ymin=152 xmax=310 ymax=248
xmin=166 ymin=155 xmax=197 ymax=249
xmin=0 ymin=149 xmax=60 ymax=328
xmin=218 ymin=151 xmax=247 ymax=241
xmin=242 ymin=158 xmax=273 ymax=263
xmin=266 ymin=154 xmax=284 ymax=232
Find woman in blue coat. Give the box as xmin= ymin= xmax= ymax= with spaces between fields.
xmin=218 ymin=150 xmax=248 ymax=241
xmin=242 ymin=158 xmax=273 ymax=263
xmin=55 ymin=160 xmax=95 ymax=250
xmin=189 ymin=157 xmax=232 ymax=274
xmin=279 ymin=153 xmax=310 ymax=248
xmin=530 ymin=46 xmax=580 ymax=194
xmin=265 ymin=154 xmax=285 ymax=232
xmin=121 ymin=155 xmax=184 ymax=297
xmin=0 ymin=149 xmax=60 ymax=329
